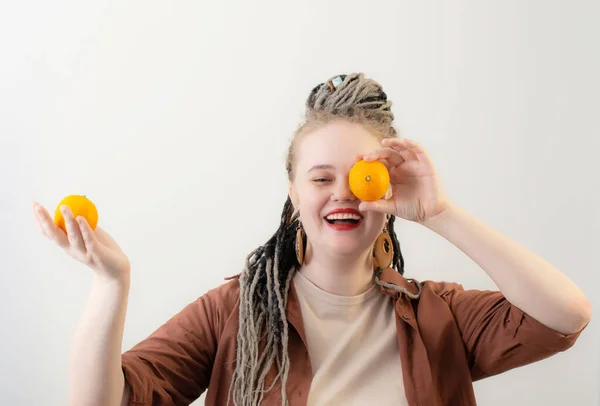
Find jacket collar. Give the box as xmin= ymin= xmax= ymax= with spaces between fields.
xmin=375 ymin=267 xmax=422 ymax=299
xmin=226 ymin=268 xmax=421 ymax=302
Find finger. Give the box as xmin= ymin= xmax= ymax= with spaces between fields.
xmin=403 ymin=139 xmax=429 ymax=160
xmin=35 ymin=204 xmax=70 ymax=249
xmin=384 ymin=138 xmax=422 ymax=159
xmin=32 ymin=203 xmax=48 ymax=237
xmin=61 ymin=206 xmax=86 ymax=253
xmin=381 ymin=138 xmax=410 ymax=151
xmin=404 ymin=139 xmax=423 ymax=151
xmin=369 ymin=148 xmax=417 ymax=165
xmin=94 ymin=227 xmax=120 ymax=251
xmin=363 ymin=148 xmax=406 ymax=167
xmin=354 ymin=154 xmax=393 ymax=172
xmin=78 ymin=216 xmax=101 ymax=256
xmin=383 ymin=184 xmax=393 ymax=200
xmin=385 ymin=138 xmax=424 ymax=159
xmin=399 ymin=148 xmax=418 ymax=162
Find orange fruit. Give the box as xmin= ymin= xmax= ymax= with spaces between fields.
xmin=54 ymin=195 xmax=98 ymax=233
xmin=349 ymin=160 xmax=390 ymax=201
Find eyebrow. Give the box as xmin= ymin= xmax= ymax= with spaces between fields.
xmin=308 ymin=164 xmax=334 ymax=173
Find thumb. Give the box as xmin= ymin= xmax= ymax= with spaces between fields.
xmin=358 ymin=198 xmax=395 ymax=215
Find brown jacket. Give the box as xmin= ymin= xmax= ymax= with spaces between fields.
xmin=121 ymin=268 xmax=586 ymax=405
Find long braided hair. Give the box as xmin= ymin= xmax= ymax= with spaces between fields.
xmin=227 ymin=73 xmax=405 ymax=405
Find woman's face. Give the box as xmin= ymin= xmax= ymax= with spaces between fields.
xmin=289 ymin=120 xmax=387 ymax=260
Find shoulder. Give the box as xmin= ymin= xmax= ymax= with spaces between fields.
xmin=416 ymin=279 xmax=507 ymax=313
xmin=418 ymin=279 xmax=508 ymax=311
xmin=172 ymin=275 xmax=242 ymax=341
xmin=419 ymin=279 xmax=467 ymax=296
xmin=198 ymin=274 xmax=242 ymax=318
xmin=204 ymin=274 xmax=241 ymax=305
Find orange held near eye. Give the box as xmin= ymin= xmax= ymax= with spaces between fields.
xmin=54 ymin=194 xmax=98 ymax=233
xmin=349 ymin=160 xmax=390 ymax=202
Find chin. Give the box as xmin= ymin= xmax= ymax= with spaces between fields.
xmin=306 ymin=220 xmax=381 ymax=258
xmin=323 ymin=234 xmax=373 ymax=257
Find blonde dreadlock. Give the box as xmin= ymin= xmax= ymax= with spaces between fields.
xmin=228 ymin=73 xmax=406 ymax=405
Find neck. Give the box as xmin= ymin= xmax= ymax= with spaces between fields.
xmin=299 ymin=246 xmax=375 ymax=296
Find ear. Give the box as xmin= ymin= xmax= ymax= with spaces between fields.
xmin=288 ymin=185 xmax=299 ymax=214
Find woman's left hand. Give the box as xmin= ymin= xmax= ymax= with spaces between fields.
xmin=358 ymin=138 xmax=449 ymax=223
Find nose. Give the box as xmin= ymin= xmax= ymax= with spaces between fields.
xmin=331 ymin=178 xmax=356 ymax=202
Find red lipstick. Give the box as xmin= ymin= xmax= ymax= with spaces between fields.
xmin=323 ymin=208 xmax=363 ymax=231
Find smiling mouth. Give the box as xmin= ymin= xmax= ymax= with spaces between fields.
xmin=324 ymin=212 xmax=363 ymax=226
xmin=325 ymin=218 xmax=361 ymax=225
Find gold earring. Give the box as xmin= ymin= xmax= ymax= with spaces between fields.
xmin=373 ymin=229 xmax=393 ymax=270
xmin=295 ymin=222 xmax=305 ymax=265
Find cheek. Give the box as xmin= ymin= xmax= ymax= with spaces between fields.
xmin=296 ymin=184 xmax=328 ymax=211
xmin=295 ymin=187 xmax=330 ymax=229
xmin=300 ymin=195 xmax=327 ymax=220
xmin=365 ymin=213 xmax=387 ymax=233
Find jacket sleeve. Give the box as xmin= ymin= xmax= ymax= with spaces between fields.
xmin=120 ymin=280 xmax=237 ymax=405
xmin=439 ymin=283 xmax=588 ymax=381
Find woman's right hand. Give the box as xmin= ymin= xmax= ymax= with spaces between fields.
xmin=32 ymin=202 xmax=131 ymax=283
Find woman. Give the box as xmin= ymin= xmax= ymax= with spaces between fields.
xmin=32 ymin=73 xmax=591 ymax=406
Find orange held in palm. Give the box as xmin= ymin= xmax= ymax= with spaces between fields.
xmin=54 ymin=195 xmax=98 ymax=233
xmin=349 ymin=160 xmax=390 ymax=201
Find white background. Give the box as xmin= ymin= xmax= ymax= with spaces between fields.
xmin=1 ymin=1 xmax=598 ymax=405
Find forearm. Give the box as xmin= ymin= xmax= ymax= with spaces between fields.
xmin=422 ymin=201 xmax=591 ymax=335
xmin=68 ymin=275 xmax=130 ymax=406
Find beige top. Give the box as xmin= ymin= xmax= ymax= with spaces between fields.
xmin=293 ymin=270 xmax=409 ymax=406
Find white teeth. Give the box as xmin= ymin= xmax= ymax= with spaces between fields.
xmin=325 ymin=213 xmax=361 ymax=220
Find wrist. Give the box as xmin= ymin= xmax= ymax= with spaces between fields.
xmin=92 ymin=272 xmax=130 ymax=293
xmin=419 ymin=200 xmax=459 ymax=231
